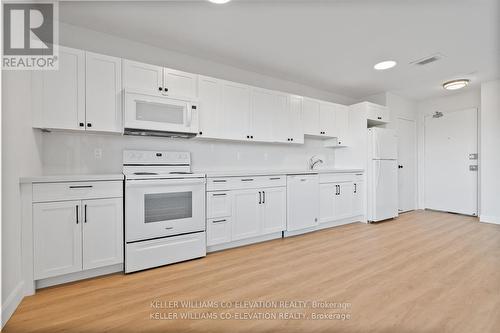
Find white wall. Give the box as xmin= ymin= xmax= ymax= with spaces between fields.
xmin=416 ymin=89 xmax=481 ymax=209
xmin=1 ymin=71 xmax=43 ymax=326
xmin=479 ymin=80 xmax=500 ymax=224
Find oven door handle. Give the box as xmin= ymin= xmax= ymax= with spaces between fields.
xmin=126 ymin=178 xmax=206 ymax=187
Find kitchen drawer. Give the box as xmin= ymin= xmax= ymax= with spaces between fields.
xmin=33 ymin=181 xmax=123 ymax=202
xmin=207 ymin=191 xmax=232 ymax=218
xmin=207 ymin=217 xmax=232 ymax=246
xmin=207 ymin=175 xmax=286 ymax=191
xmin=319 ymin=173 xmax=358 ymax=184
xmin=125 ymin=232 xmax=206 ymax=273
xmin=353 ymin=173 xmax=364 ymax=181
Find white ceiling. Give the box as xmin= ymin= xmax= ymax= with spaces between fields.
xmin=60 ymin=0 xmax=500 ymax=101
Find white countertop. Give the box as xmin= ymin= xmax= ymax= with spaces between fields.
xmin=203 ymin=168 xmax=364 ymax=178
xmin=20 ymin=174 xmax=125 ymax=184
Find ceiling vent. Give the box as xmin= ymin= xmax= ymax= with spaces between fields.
xmin=411 ymin=53 xmax=444 ymax=66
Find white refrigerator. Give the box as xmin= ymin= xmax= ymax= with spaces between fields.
xmin=367 ymin=127 xmax=398 ymax=222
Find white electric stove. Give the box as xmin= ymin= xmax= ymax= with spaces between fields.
xmin=123 ymin=150 xmax=206 ymax=273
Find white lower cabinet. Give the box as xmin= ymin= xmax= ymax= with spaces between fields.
xmin=206 ymin=176 xmax=287 ymax=249
xmin=232 ymin=189 xmax=262 ymax=241
xmin=352 ymin=181 xmax=364 ymax=216
xmin=319 ymin=173 xmax=365 ymax=225
xmin=34 ymin=200 xmax=83 ymax=279
xmin=82 ymin=198 xmax=123 ymax=270
xmin=32 ymin=181 xmax=123 ymax=280
xmin=261 ymin=187 xmax=287 ymax=234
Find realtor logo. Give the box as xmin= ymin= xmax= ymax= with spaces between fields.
xmin=2 ymin=1 xmax=58 ymax=70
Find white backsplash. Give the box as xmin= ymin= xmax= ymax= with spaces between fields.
xmin=41 ymin=131 xmax=335 ymax=175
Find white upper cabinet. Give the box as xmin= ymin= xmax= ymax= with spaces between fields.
xmin=303 ymin=98 xmax=336 ymax=138
xmin=251 ymin=88 xmax=279 ymax=142
xmin=319 ymin=102 xmax=336 ymax=136
xmin=288 ymin=95 xmax=304 ymax=144
xmin=163 ymin=67 xmax=198 ymax=100
xmin=302 ymin=98 xmax=320 ymax=135
xmin=334 ymin=104 xmax=349 ymax=145
xmin=32 ymin=46 xmax=85 ymax=131
xmin=85 ymin=52 xmax=122 ymax=133
xmin=198 ymin=75 xmax=224 ymax=138
xmin=122 ymin=59 xmax=197 ymax=99
xmin=222 ymin=80 xmax=252 ymax=141
xmin=122 ymin=59 xmax=163 ymax=94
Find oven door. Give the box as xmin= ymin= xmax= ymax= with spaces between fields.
xmin=125 ymin=178 xmax=206 ymax=242
xmin=124 ymin=91 xmax=198 ymax=134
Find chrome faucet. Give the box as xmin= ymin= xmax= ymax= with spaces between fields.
xmin=309 ymin=155 xmax=324 ymax=170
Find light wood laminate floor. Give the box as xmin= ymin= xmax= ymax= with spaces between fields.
xmin=4 ymin=210 xmax=500 ymax=333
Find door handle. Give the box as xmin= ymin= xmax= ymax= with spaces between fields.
xmin=212 ymin=219 xmax=227 ymax=224
xmin=259 ymin=191 xmax=262 ymax=204
xmin=84 ymin=204 xmax=87 ymax=223
xmin=338 ymin=185 xmax=341 ymax=195
xmin=76 ymin=205 xmax=79 ymax=224
xmin=262 ymin=191 xmax=265 ymax=204
xmin=212 ymin=193 xmax=227 ymax=196
xmin=354 ymin=183 xmax=357 ymax=193
xmin=69 ymin=185 xmax=93 ymax=189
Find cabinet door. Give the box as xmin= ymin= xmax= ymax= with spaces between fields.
xmin=33 ymin=201 xmax=82 ymax=279
xmin=302 ymin=98 xmax=320 ymax=135
xmin=261 ymin=187 xmax=286 ymax=234
xmin=271 ymin=93 xmax=293 ymax=143
xmin=32 ymin=46 xmax=85 ymax=130
xmin=163 ymin=67 xmax=198 ymax=100
xmin=352 ymin=181 xmax=364 ymax=216
xmin=122 ymin=59 xmax=163 ymax=94
xmin=82 ymin=198 xmax=123 ymax=270
xmin=320 ymin=102 xmax=336 ymax=137
xmin=222 ymin=81 xmax=251 ymax=140
xmin=289 ymin=95 xmax=304 ymax=144
xmin=319 ymin=183 xmax=336 ymax=223
xmin=367 ymin=103 xmax=390 ymax=123
xmin=85 ymin=52 xmax=122 ymax=132
xmin=334 ymin=104 xmax=349 ymax=145
xmin=207 ymin=191 xmax=232 ymax=219
xmin=232 ymin=189 xmax=261 ymax=241
xmin=334 ymin=182 xmax=354 ymax=220
xmin=207 ymin=217 xmax=232 ymax=246
xmin=251 ymin=89 xmax=277 ymax=142
xmin=198 ymin=75 xmax=223 ymax=138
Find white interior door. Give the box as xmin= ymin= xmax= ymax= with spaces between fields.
xmin=424 ymin=108 xmax=478 ymax=216
xmin=397 ymin=118 xmax=416 ymax=212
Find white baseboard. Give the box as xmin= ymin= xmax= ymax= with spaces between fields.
xmin=480 ymin=215 xmax=500 ymax=225
xmin=36 ymin=264 xmax=124 ymax=289
xmin=207 ymin=232 xmax=282 ymax=253
xmin=1 ymin=281 xmax=25 ymax=329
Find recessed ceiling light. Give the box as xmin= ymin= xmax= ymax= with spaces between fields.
xmin=374 ymin=60 xmax=397 ymax=70
xmin=442 ymin=79 xmax=470 ymax=91
xmin=208 ymin=0 xmax=232 ymax=4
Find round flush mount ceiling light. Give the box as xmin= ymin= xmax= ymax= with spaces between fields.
xmin=442 ymin=79 xmax=470 ymax=91
xmin=374 ymin=60 xmax=397 ymax=70
xmin=208 ymin=0 xmax=232 ymax=3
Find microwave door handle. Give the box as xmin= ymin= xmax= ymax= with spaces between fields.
xmin=186 ymin=105 xmax=193 ymax=127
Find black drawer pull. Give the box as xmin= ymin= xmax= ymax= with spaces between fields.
xmin=269 ymin=177 xmax=281 ymax=180
xmin=212 ymin=219 xmax=227 ymax=224
xmin=212 ymin=193 xmax=227 ymax=196
xmin=241 ymin=179 xmax=254 ymax=182
xmin=213 ymin=180 xmax=227 ymax=183
xmin=69 ymin=185 xmax=93 ymax=189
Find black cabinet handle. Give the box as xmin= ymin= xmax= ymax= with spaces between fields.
xmin=354 ymin=183 xmax=357 ymax=193
xmin=199 ymin=131 xmax=203 ymax=135
xmin=213 ymin=179 xmax=227 ymax=183
xmin=377 ymin=116 xmax=382 ymax=120
xmin=262 ymin=191 xmax=265 ymax=204
xmin=87 ymin=123 xmax=92 ymax=128
xmin=241 ymin=179 xmax=254 ymax=182
xmin=84 ymin=204 xmax=87 ymax=223
xmin=164 ymin=87 xmax=169 ymax=92
xmin=212 ymin=193 xmax=227 ymax=196
xmin=339 ymin=185 xmax=341 ymax=195
xmin=76 ymin=205 xmax=79 ymax=224
xmin=269 ymin=177 xmax=281 ymax=180
xmin=259 ymin=191 xmax=262 ymax=204
xmin=158 ymin=87 xmax=163 ymax=91
xmin=79 ymin=122 xmax=84 ymax=127
xmin=212 ymin=219 xmax=227 ymax=224
xmin=69 ymin=185 xmax=93 ymax=189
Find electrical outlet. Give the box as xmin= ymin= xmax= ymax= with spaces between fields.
xmin=94 ymin=148 xmax=102 ymax=160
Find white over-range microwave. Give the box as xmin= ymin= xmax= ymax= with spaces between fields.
xmin=124 ymin=90 xmax=199 ymax=138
